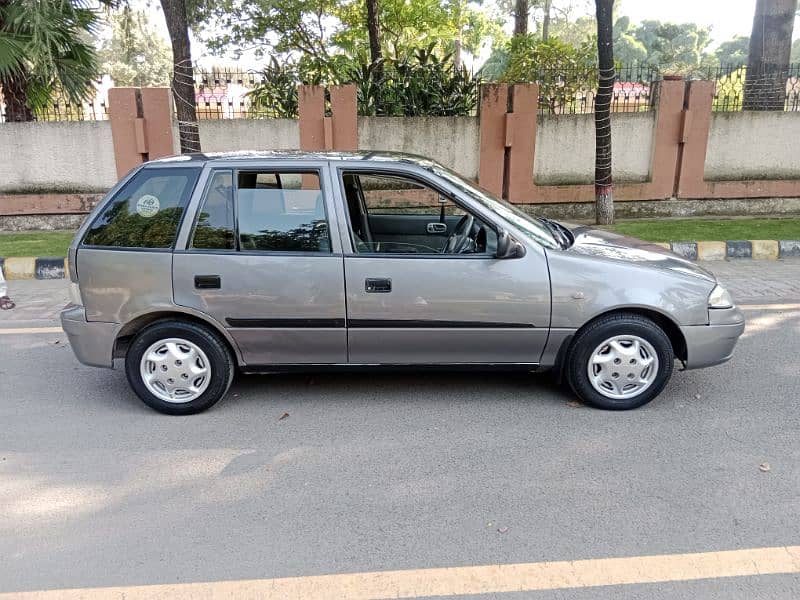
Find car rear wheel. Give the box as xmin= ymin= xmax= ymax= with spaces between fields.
xmin=125 ymin=320 xmax=234 ymax=415
xmin=565 ymin=313 xmax=674 ymax=410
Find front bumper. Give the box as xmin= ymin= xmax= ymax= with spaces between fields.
xmin=60 ymin=304 xmax=119 ymax=369
xmin=680 ymin=306 xmax=745 ymax=370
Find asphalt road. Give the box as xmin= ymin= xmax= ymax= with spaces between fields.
xmin=1 ymin=263 xmax=799 ymax=598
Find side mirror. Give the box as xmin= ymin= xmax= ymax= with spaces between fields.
xmin=495 ymin=230 xmax=526 ymax=259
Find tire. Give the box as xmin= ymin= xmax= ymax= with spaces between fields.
xmin=125 ymin=320 xmax=234 ymax=415
xmin=564 ymin=313 xmax=674 ymax=410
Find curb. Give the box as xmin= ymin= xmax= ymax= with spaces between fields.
xmin=0 ymin=257 xmax=67 ymax=280
xmin=1 ymin=240 xmax=799 ymax=280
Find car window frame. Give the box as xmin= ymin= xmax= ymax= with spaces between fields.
xmin=335 ymin=165 xmax=501 ymax=260
xmin=177 ymin=162 xmax=339 ymax=257
xmin=79 ymin=164 xmax=203 ymax=253
xmin=186 ymin=168 xmax=237 ymax=253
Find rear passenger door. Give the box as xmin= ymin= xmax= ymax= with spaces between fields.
xmin=173 ymin=162 xmax=347 ymax=366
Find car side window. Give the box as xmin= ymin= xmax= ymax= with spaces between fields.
xmin=236 ymin=171 xmax=330 ymax=253
xmin=83 ymin=167 xmax=200 ymax=249
xmin=341 ymin=171 xmax=497 ymax=255
xmin=190 ymin=170 xmax=235 ymax=250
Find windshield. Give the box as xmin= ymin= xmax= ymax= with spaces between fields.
xmin=428 ymin=163 xmax=559 ymax=249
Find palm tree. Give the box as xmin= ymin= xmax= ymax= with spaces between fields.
xmin=743 ymin=0 xmax=798 ymax=110
xmin=594 ymin=0 xmax=614 ymax=225
xmin=0 ymin=0 xmax=102 ymax=122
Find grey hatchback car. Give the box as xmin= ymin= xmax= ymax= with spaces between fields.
xmin=61 ymin=151 xmax=744 ymax=415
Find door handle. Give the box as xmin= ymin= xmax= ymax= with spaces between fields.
xmin=365 ymin=278 xmax=392 ymax=293
xmin=194 ymin=275 xmax=221 ymax=289
xmin=426 ymin=222 xmax=447 ymax=234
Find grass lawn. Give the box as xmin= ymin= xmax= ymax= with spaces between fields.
xmin=0 ymin=218 xmax=799 ymax=257
xmin=611 ymin=218 xmax=800 ymax=243
xmin=0 ymin=231 xmax=74 ymax=257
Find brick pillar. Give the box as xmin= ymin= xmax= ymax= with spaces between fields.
xmin=477 ymin=83 xmax=539 ymax=202
xmin=478 ymin=84 xmax=508 ymax=196
xmin=676 ymin=80 xmax=715 ymax=198
xmin=108 ymin=87 xmax=175 ymax=178
xmin=298 ymin=84 xmax=357 ymax=151
xmin=505 ymin=84 xmax=538 ymax=202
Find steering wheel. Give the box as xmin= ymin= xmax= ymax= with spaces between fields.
xmin=442 ymin=214 xmax=475 ymax=254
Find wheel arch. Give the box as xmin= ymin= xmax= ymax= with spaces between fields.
xmin=555 ymin=306 xmax=687 ymax=382
xmin=114 ymin=309 xmax=243 ymax=366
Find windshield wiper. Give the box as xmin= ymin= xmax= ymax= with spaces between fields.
xmin=537 ymin=217 xmax=571 ymax=249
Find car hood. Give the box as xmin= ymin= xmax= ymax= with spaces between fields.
xmin=563 ymin=224 xmax=716 ymax=283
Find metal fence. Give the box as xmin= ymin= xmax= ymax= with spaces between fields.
xmin=688 ymin=63 xmax=800 ymax=112
xmin=533 ymin=64 xmax=661 ymax=116
xmin=5 ymin=63 xmax=800 ymax=123
xmin=194 ymin=69 xmax=267 ymax=119
xmin=1 ymin=96 xmax=108 ymax=123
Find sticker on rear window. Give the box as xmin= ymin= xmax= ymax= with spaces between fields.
xmin=136 ymin=194 xmax=160 ymax=218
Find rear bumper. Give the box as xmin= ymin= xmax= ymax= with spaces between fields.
xmin=681 ymin=309 xmax=745 ymax=370
xmin=60 ymin=305 xmax=119 ymax=369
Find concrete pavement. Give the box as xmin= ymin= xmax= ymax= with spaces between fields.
xmin=1 ymin=260 xmax=799 ymax=598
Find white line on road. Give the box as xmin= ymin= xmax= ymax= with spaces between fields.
xmin=3 ymin=545 xmax=800 ymax=599
xmin=0 ymin=326 xmax=63 ymax=335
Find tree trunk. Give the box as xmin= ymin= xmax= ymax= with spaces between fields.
xmin=0 ymin=0 xmax=33 ymax=122
xmin=542 ymin=0 xmax=552 ymax=41
xmin=594 ymin=0 xmax=614 ymax=225
xmin=365 ymin=0 xmax=383 ymax=81
xmin=0 ymin=72 xmax=33 ymax=122
xmin=743 ymin=0 xmax=797 ymax=110
xmin=160 ymin=0 xmax=200 ymax=153
xmin=514 ymin=0 xmax=529 ymax=36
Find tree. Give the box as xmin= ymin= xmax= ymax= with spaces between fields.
xmin=594 ymin=0 xmax=614 ymax=225
xmin=612 ymin=15 xmax=646 ymax=64
xmin=633 ymin=20 xmax=711 ymax=72
xmin=743 ymin=0 xmax=798 ymax=110
xmin=792 ymin=38 xmax=800 ymax=62
xmin=192 ymin=0 xmax=502 ymax=76
xmin=514 ymin=0 xmax=529 ymax=36
xmin=500 ymin=35 xmax=596 ymax=112
xmin=98 ymin=7 xmax=172 ymax=87
xmin=160 ymin=0 xmax=200 ymax=153
xmin=0 ymin=0 xmax=103 ymax=122
xmin=365 ymin=0 xmax=383 ymax=78
xmin=715 ymin=35 xmax=750 ymax=67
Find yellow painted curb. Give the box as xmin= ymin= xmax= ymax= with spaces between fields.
xmin=3 ymin=256 xmax=36 ymax=279
xmin=652 ymin=242 xmax=671 ymax=250
xmin=750 ymin=240 xmax=779 ymax=260
xmin=696 ymin=241 xmax=726 ymax=261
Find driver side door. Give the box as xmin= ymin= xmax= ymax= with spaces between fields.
xmin=336 ymin=167 xmax=551 ymax=365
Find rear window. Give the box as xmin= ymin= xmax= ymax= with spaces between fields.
xmin=83 ymin=167 xmax=201 ymax=249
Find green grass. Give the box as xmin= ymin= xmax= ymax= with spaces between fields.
xmin=0 ymin=231 xmax=74 ymax=257
xmin=611 ymin=218 xmax=800 ymax=243
xmin=0 ymin=218 xmax=799 ymax=257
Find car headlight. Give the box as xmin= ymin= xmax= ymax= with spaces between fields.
xmin=708 ymin=284 xmax=734 ymax=309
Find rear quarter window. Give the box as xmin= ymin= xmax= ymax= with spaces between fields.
xmin=83 ymin=167 xmax=201 ymax=249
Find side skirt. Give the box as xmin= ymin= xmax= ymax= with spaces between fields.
xmin=240 ymin=363 xmax=544 ymax=375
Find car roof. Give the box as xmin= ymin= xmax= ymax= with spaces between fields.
xmin=148 ymin=150 xmax=438 ymax=167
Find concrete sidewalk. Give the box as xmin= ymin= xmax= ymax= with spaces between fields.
xmin=1 ymin=260 xmax=799 ymax=327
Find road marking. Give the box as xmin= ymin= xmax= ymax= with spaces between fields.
xmin=739 ymin=303 xmax=800 ymax=311
xmin=3 ymin=546 xmax=799 ymax=599
xmin=0 ymin=326 xmax=63 ymax=335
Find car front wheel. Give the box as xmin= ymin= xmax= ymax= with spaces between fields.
xmin=565 ymin=313 xmax=674 ymax=410
xmin=125 ymin=320 xmax=234 ymax=415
